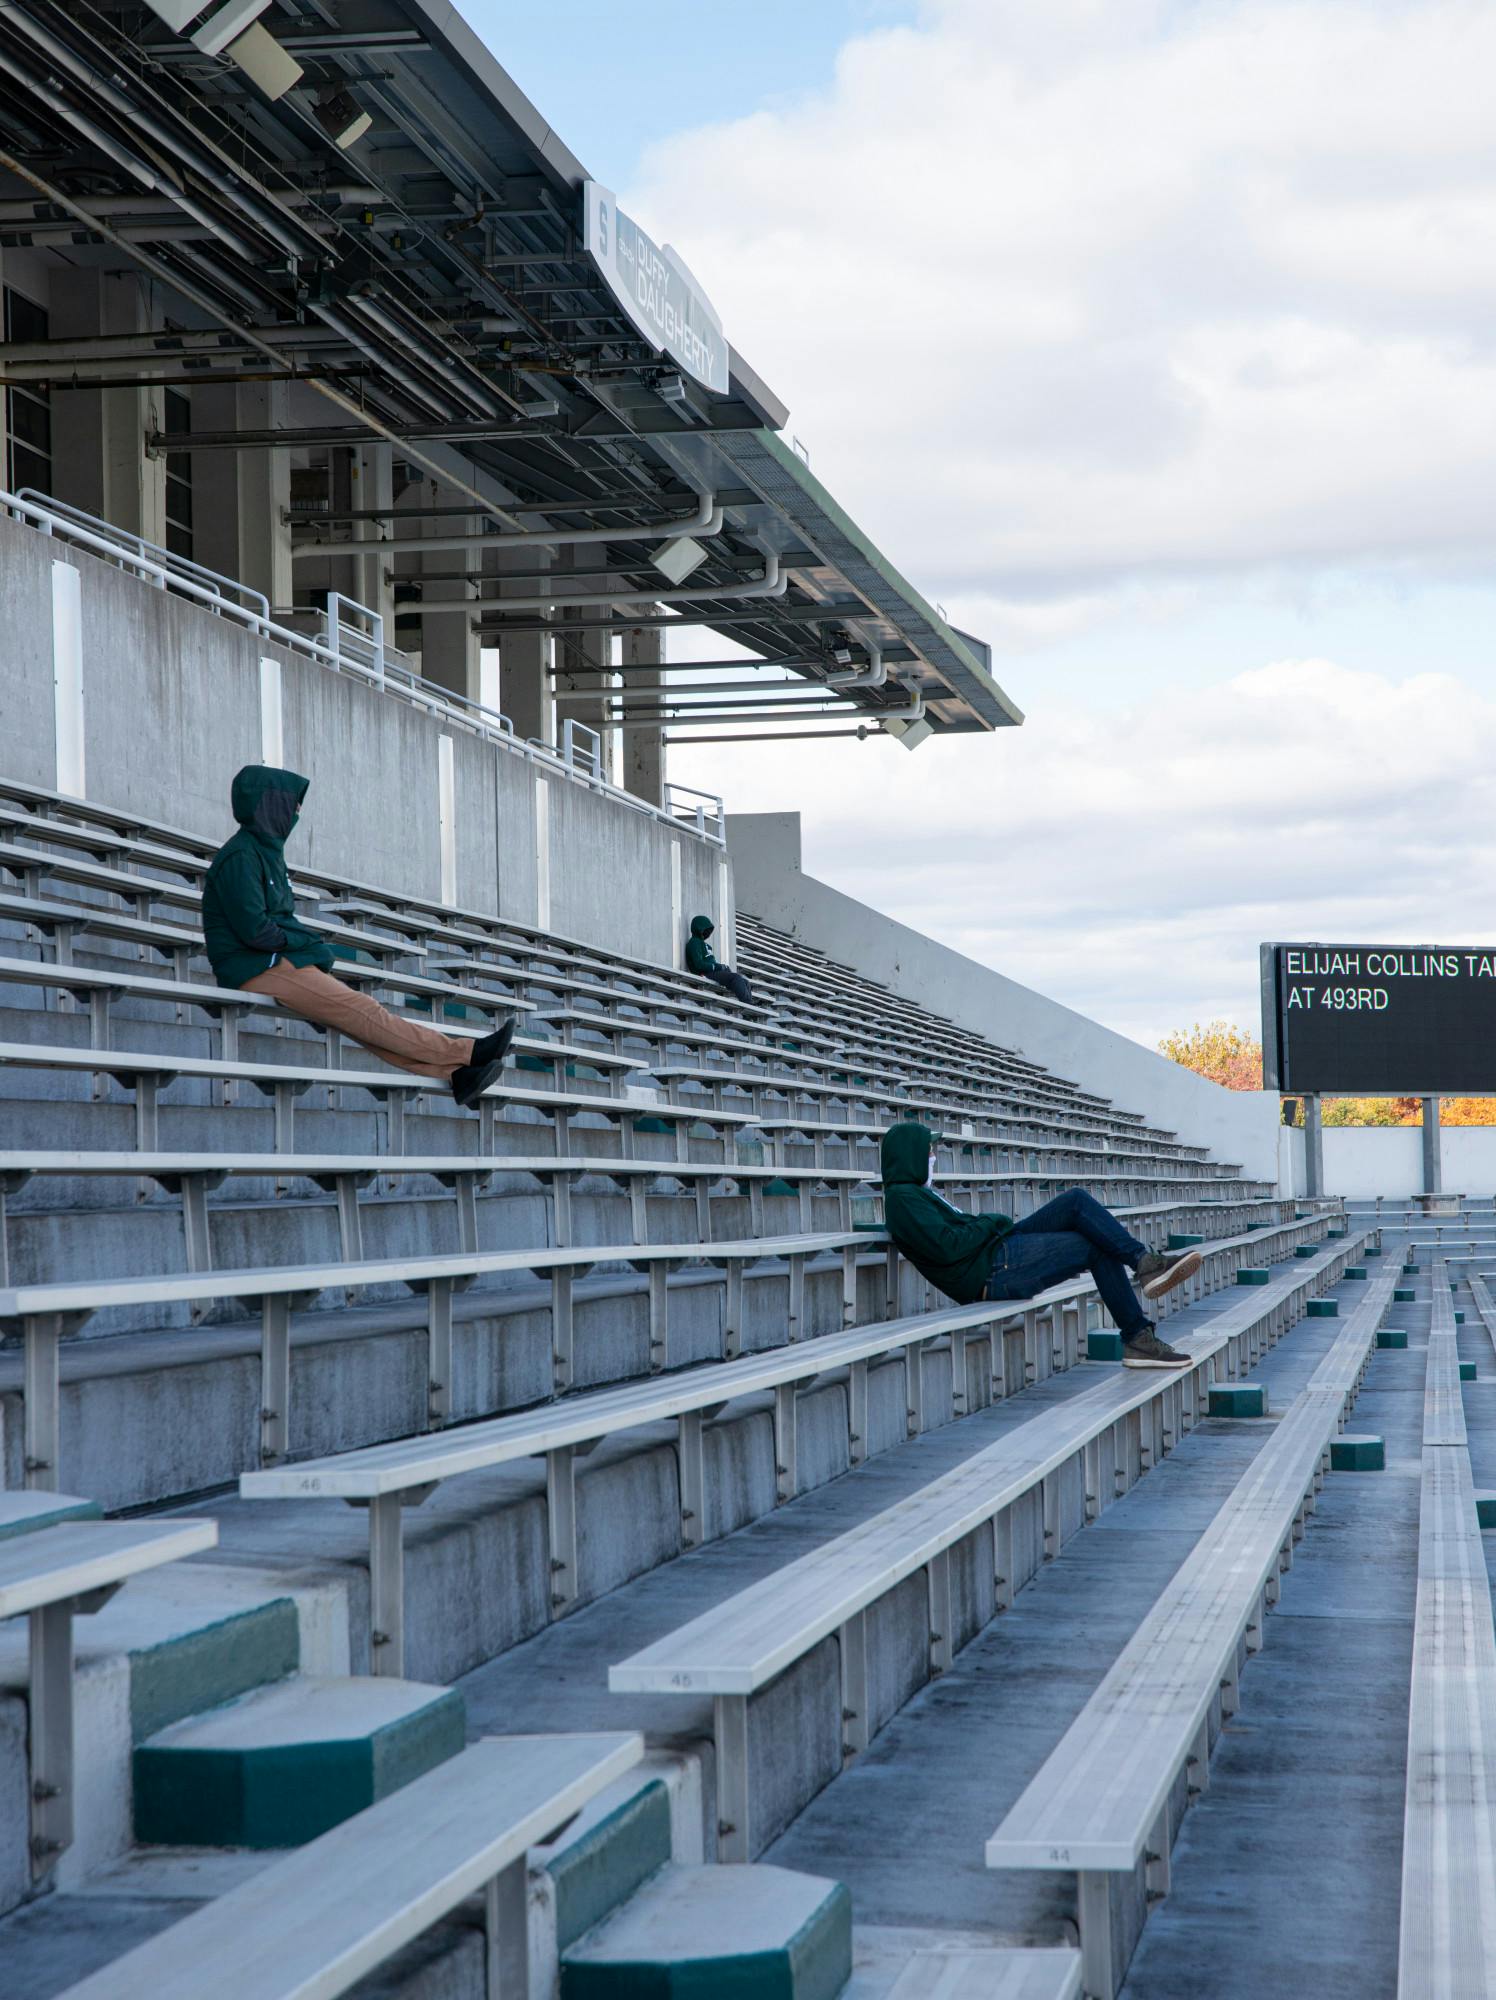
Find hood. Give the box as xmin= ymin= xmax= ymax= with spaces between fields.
xmin=231 ymin=765 xmax=310 ymax=842
xmin=689 ymin=914 xmax=715 ymax=939
xmin=880 ymin=1120 xmax=932 ymax=1187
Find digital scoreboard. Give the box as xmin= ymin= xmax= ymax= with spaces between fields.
xmin=1260 ymin=943 xmax=1496 ymax=1095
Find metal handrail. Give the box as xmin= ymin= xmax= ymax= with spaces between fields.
xmin=2 ymin=485 xmax=725 ymax=846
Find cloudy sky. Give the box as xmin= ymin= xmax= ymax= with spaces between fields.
xmin=472 ymin=0 xmax=1496 ymax=1047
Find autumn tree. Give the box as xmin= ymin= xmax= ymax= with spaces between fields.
xmin=1157 ymin=1021 xmax=1262 ymax=1092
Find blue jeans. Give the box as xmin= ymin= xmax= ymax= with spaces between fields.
xmin=984 ymin=1189 xmax=1151 ymax=1338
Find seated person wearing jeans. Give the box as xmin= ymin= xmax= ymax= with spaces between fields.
xmin=879 ymin=1121 xmax=1201 ymax=1368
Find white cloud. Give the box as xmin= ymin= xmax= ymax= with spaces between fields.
xmin=673 ymin=657 xmax=1496 ymax=1048
xmin=629 ymin=0 xmax=1496 ymax=625
xmin=630 ymin=4 xmax=1496 ymax=1073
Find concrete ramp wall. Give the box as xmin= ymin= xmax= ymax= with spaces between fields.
xmin=729 ymin=810 xmax=1281 ymax=1185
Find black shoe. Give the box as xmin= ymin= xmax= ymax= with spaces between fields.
xmin=1134 ymin=1247 xmax=1204 ymax=1300
xmin=470 ymin=1016 xmax=516 ymax=1068
xmin=1122 ymin=1327 xmax=1192 ymax=1369
xmin=451 ymin=1057 xmax=504 ymax=1110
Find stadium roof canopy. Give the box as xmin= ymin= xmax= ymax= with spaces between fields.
xmin=0 ymin=0 xmax=1021 ymax=740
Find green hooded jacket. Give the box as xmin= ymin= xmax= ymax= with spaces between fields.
xmin=201 ymin=766 xmax=338 ymax=990
xmin=685 ymin=913 xmax=717 ymax=976
xmin=880 ymin=1121 xmax=1012 ymax=1305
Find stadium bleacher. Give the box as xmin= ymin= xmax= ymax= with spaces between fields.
xmin=0 ymin=770 xmax=1375 ymax=1996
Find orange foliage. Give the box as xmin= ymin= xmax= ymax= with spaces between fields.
xmin=1157 ymin=1020 xmax=1262 ymax=1092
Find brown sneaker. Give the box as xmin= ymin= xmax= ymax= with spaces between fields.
xmin=1135 ymin=1247 xmax=1204 ymax=1300
xmin=1122 ymin=1327 xmax=1193 ymax=1369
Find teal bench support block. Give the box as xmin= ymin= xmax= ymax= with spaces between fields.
xmin=1461 ymin=1361 xmax=1477 ymax=1380
xmin=1328 ymin=1227 xmax=1348 ymax=1238
xmin=1378 ymin=1328 xmax=1409 ymax=1349
xmin=1477 ymin=1492 xmax=1496 ymax=1530
xmin=1307 ymin=1299 xmax=1339 ymax=1317
xmin=549 ymin=1781 xmax=673 ymax=1953
xmin=1236 ymin=1268 xmax=1271 ymax=1286
xmin=1404 ymin=1264 xmax=1420 ymax=1275
xmin=1210 ymin=1384 xmax=1266 ymax=1418
xmin=1456 ymin=1311 xmax=1466 ymax=1325
xmin=562 ymin=1864 xmax=852 ymax=2000
xmin=1295 ymin=1245 xmax=1318 ymax=1258
xmin=1332 ymin=1435 xmax=1385 ymax=1471
xmin=134 ymin=1677 xmax=464 ymax=1849
xmin=1367 ymin=1245 xmax=1384 ymax=1256
xmin=1394 ymin=1289 xmax=1416 ymax=1303
xmin=1345 ymin=1267 xmax=1368 ymax=1280
xmin=1086 ymin=1332 xmax=1124 ymax=1361
xmin=1167 ymin=1233 xmax=1205 ymax=1248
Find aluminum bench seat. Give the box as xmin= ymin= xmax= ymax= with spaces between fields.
xmin=57 ymin=1731 xmax=643 ymax=2000
xmin=984 ymin=1257 xmax=1399 ymax=1997
xmin=1 ymin=1515 xmax=218 ymax=1877
xmin=610 ymin=1230 xmax=1371 ymax=1864
xmin=0 ymin=887 xmax=420 ymax=977
xmin=242 ymin=1284 xmax=1094 ymax=1673
xmin=0 ymin=1225 xmax=898 ymax=1488
xmin=0 ymin=1040 xmax=664 ymax=1157
xmin=1395 ymin=1260 xmax=1496 ymax=1995
xmin=886 ymin=1949 xmax=1083 ymax=2000
xmin=0 ymin=1146 xmax=879 ymax=1274
xmin=0 ymin=1146 xmax=1287 ymax=1302
xmin=242 ymin=1208 xmax=1338 ymax=1676
xmin=0 ymin=954 xmax=534 ymax=1062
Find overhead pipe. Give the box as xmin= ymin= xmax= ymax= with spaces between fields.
xmin=344 ymin=291 xmax=515 ymax=421
xmin=824 ymin=638 xmax=887 ymax=690
xmin=304 ymin=301 xmax=465 ymax=423
xmin=405 ymin=549 xmax=788 ymax=617
xmin=0 ymin=149 xmax=525 ymax=520
xmin=0 ymin=3 xmax=319 ymax=261
xmin=296 ymin=488 xmax=721 ymax=560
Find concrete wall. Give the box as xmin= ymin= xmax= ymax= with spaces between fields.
xmin=1306 ymin=1125 xmax=1496 ymax=1199
xmin=728 ymin=811 xmax=1283 ymax=1183
xmin=0 ymin=511 xmax=725 ymax=966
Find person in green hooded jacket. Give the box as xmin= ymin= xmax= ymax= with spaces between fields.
xmin=879 ymin=1121 xmax=1202 ymax=1368
xmin=201 ymin=765 xmax=514 ymax=1108
xmin=685 ymin=914 xmax=753 ymax=1004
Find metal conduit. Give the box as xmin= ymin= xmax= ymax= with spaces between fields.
xmin=405 ymin=549 xmax=787 ymax=616
xmin=0 ymin=3 xmax=318 ymax=261
xmin=297 ymin=489 xmax=721 ymax=560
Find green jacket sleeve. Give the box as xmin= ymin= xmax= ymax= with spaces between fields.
xmin=213 ymin=848 xmax=289 ymax=955
xmin=685 ymin=935 xmax=715 ymax=974
xmin=887 ymin=1192 xmax=1008 ymax=1261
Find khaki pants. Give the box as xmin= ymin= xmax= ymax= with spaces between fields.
xmin=243 ymin=961 xmax=474 ymax=1080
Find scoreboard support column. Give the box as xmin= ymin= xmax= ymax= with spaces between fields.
xmin=1421 ymin=1097 xmax=1442 ymax=1195
xmin=1304 ymin=1093 xmax=1323 ymax=1199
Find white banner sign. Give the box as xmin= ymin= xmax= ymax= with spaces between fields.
xmin=583 ymin=182 xmax=729 ymax=395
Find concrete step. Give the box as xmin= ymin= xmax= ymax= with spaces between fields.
xmin=561 ymin=1861 xmax=851 ymax=1999
xmin=133 ymin=1673 xmax=464 ymax=1848
xmin=0 ymin=1558 xmax=331 ymax=1911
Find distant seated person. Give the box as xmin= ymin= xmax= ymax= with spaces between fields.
xmin=202 ymin=764 xmax=515 ymax=1109
xmin=685 ymin=913 xmax=753 ymax=1004
xmin=879 ymin=1121 xmax=1202 ymax=1369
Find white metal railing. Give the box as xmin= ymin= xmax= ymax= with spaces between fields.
xmin=2 ymin=485 xmax=726 ymax=848
xmin=664 ymin=780 xmax=726 ymax=841
xmin=324 ymin=591 xmax=385 ymax=687
xmin=561 ymin=716 xmax=604 ymax=781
